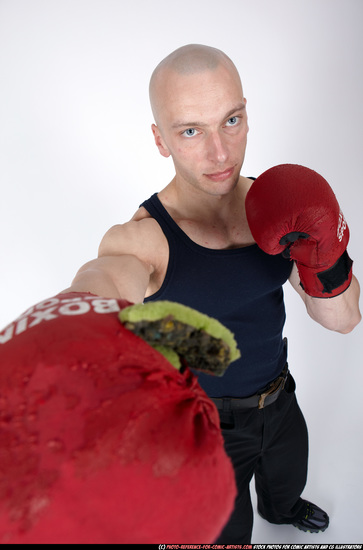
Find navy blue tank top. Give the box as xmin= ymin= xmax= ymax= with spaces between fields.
xmin=141 ymin=193 xmax=293 ymax=398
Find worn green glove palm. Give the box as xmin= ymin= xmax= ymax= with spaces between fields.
xmin=120 ymin=300 xmax=240 ymax=375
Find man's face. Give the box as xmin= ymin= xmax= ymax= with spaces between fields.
xmin=152 ymin=63 xmax=249 ymax=197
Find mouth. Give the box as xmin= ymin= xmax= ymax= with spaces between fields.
xmin=205 ymin=167 xmax=235 ymax=182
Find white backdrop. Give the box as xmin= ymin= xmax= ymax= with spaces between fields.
xmin=1 ymin=0 xmax=362 ymax=543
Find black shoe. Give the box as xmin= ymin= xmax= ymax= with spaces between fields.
xmin=293 ymin=500 xmax=329 ymax=533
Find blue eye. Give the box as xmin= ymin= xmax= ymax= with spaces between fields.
xmin=183 ymin=128 xmax=197 ymax=137
xmin=226 ymin=116 xmax=238 ymax=126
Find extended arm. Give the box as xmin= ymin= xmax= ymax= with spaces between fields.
xmin=62 ymin=254 xmax=152 ymax=303
xmin=61 ymin=217 xmax=163 ymax=303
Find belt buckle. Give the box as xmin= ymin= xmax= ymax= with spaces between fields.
xmin=258 ymin=392 xmax=268 ymax=409
xmin=258 ymin=375 xmax=286 ymax=409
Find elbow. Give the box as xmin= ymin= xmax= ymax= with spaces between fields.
xmin=336 ymin=310 xmax=362 ymax=334
xmin=308 ymin=306 xmax=362 ymax=334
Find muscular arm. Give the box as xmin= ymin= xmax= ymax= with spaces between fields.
xmin=289 ymin=262 xmax=361 ymax=334
xmin=61 ymin=216 xmax=164 ymax=303
xmin=62 ymin=254 xmax=152 ymax=303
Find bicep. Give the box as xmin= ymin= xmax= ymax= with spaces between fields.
xmin=63 ymin=219 xmax=162 ymax=302
xmin=67 ymin=255 xmax=152 ymax=303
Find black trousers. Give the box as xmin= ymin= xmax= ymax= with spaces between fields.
xmin=215 ymin=374 xmax=309 ymax=544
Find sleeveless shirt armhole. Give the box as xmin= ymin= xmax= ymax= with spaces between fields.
xmin=140 ymin=194 xmax=177 ymax=302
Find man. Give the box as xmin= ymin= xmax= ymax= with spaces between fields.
xmin=63 ymin=44 xmax=361 ymax=542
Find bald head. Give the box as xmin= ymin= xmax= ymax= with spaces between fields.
xmin=149 ymin=44 xmax=242 ymax=126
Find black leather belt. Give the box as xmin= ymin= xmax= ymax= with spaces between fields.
xmin=211 ymin=364 xmax=289 ymax=411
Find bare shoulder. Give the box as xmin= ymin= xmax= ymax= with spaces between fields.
xmin=98 ymin=206 xmax=168 ymax=270
xmin=130 ymin=205 xmax=153 ymax=222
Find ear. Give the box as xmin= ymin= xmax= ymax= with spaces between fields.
xmin=151 ymin=124 xmax=171 ymax=158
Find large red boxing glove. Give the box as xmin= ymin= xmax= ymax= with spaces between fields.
xmin=0 ymin=293 xmax=237 ymax=544
xmin=245 ymin=164 xmax=353 ymax=298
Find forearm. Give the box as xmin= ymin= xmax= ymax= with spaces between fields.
xmin=302 ymin=274 xmax=361 ymax=333
xmin=61 ymin=255 xmax=152 ymax=303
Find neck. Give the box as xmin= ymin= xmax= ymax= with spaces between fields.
xmin=161 ymin=175 xmax=245 ymax=222
xmin=158 ymin=175 xmax=255 ymax=250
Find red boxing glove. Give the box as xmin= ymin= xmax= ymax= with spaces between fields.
xmin=0 ymin=293 xmax=236 ymax=544
xmin=245 ymin=164 xmax=353 ymax=298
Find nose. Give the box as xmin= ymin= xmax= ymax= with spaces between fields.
xmin=206 ymin=131 xmax=229 ymax=164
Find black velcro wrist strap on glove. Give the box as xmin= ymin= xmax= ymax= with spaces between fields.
xmin=317 ymin=250 xmax=353 ymax=294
